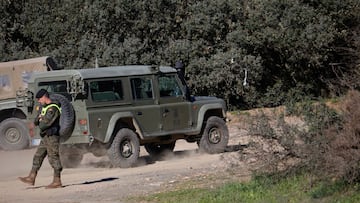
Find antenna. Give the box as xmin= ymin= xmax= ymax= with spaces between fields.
xmin=95 ymin=57 xmax=99 ymax=68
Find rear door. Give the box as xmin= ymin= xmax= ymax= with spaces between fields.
xmin=87 ymin=78 xmax=126 ymax=141
xmin=130 ymin=76 xmax=161 ymax=136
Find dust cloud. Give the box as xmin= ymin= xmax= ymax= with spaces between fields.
xmin=0 ymin=140 xmax=199 ymax=180
xmin=79 ymin=140 xmax=199 ymax=168
xmin=0 ymin=148 xmax=45 ymax=181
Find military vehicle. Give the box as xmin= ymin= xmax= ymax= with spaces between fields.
xmin=17 ymin=64 xmax=229 ymax=168
xmin=0 ymin=56 xmax=59 ymax=150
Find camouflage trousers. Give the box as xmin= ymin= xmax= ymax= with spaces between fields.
xmin=31 ymin=135 xmax=63 ymax=177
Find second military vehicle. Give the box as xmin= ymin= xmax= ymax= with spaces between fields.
xmin=0 ymin=56 xmax=59 ymax=150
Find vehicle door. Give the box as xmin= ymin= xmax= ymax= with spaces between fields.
xmin=130 ymin=76 xmax=161 ymax=135
xmin=87 ymin=79 xmax=125 ymax=141
xmin=157 ymin=74 xmax=192 ymax=132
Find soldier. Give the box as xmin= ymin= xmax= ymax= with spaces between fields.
xmin=18 ymin=89 xmax=63 ymax=189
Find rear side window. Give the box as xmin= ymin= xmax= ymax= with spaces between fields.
xmin=90 ymin=80 xmax=123 ymax=102
xmin=130 ymin=77 xmax=153 ymax=100
xmin=38 ymin=80 xmax=71 ymax=100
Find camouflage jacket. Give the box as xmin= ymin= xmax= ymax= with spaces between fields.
xmin=34 ymin=102 xmax=61 ymax=136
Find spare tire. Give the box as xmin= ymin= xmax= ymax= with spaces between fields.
xmin=49 ymin=94 xmax=75 ymax=141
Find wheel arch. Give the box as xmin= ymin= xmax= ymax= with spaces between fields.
xmin=0 ymin=108 xmax=27 ymax=123
xmin=104 ymin=112 xmax=143 ymax=143
xmin=195 ymin=104 xmax=226 ymax=133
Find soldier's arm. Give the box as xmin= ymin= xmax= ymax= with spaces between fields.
xmin=34 ymin=114 xmax=41 ymax=126
xmin=34 ymin=106 xmax=42 ymax=126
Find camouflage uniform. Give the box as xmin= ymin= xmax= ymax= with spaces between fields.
xmin=32 ymin=102 xmax=62 ymax=177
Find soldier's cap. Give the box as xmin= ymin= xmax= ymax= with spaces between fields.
xmin=35 ymin=89 xmax=49 ymax=99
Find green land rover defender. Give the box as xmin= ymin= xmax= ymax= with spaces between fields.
xmin=17 ymin=64 xmax=229 ymax=168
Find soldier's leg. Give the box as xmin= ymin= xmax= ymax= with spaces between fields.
xmin=45 ymin=135 xmax=63 ymax=189
xmin=18 ymin=139 xmax=47 ymax=185
xmin=31 ymin=139 xmax=48 ymax=172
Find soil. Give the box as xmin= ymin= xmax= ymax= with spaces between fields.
xmin=0 ymin=114 xmax=271 ymax=203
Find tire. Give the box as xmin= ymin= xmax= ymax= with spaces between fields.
xmin=107 ymin=128 xmax=140 ymax=168
xmin=144 ymin=142 xmax=176 ymax=158
xmin=0 ymin=118 xmax=29 ymax=150
xmin=49 ymin=94 xmax=75 ymax=140
xmin=199 ymin=116 xmax=229 ymax=154
xmin=60 ymin=146 xmax=83 ymax=168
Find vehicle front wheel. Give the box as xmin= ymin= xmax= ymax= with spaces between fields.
xmin=199 ymin=116 xmax=229 ymax=154
xmin=0 ymin=118 xmax=29 ymax=150
xmin=107 ymin=128 xmax=140 ymax=168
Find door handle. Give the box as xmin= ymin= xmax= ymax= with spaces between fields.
xmin=137 ymin=112 xmax=143 ymax=115
xmin=163 ymin=109 xmax=169 ymax=117
xmin=97 ymin=118 xmax=102 ymax=128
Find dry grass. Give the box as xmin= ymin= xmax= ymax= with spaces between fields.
xmin=321 ymin=90 xmax=360 ymax=183
xmin=231 ymin=90 xmax=360 ymax=183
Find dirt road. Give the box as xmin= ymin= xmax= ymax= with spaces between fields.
xmin=0 ymin=126 xmax=248 ymax=203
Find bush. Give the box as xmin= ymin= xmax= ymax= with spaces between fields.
xmin=250 ymin=90 xmax=360 ymax=184
xmin=321 ymin=90 xmax=360 ymax=183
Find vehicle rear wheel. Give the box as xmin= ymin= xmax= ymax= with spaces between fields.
xmin=199 ymin=116 xmax=229 ymax=154
xmin=144 ymin=142 xmax=176 ymax=158
xmin=0 ymin=118 xmax=29 ymax=150
xmin=107 ymin=128 xmax=140 ymax=168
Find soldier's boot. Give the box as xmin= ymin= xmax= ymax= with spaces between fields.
xmin=45 ymin=176 xmax=62 ymax=189
xmin=18 ymin=171 xmax=37 ymax=186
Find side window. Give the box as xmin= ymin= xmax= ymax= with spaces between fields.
xmin=0 ymin=75 xmax=11 ymax=92
xmin=130 ymin=77 xmax=153 ymax=100
xmin=90 ymin=80 xmax=123 ymax=102
xmin=38 ymin=80 xmax=71 ymax=100
xmin=158 ymin=75 xmax=183 ymax=97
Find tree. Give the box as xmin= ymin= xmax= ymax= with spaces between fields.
xmin=0 ymin=0 xmax=359 ymax=108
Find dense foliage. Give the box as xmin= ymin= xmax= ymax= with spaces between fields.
xmin=1 ymin=0 xmax=359 ymax=109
